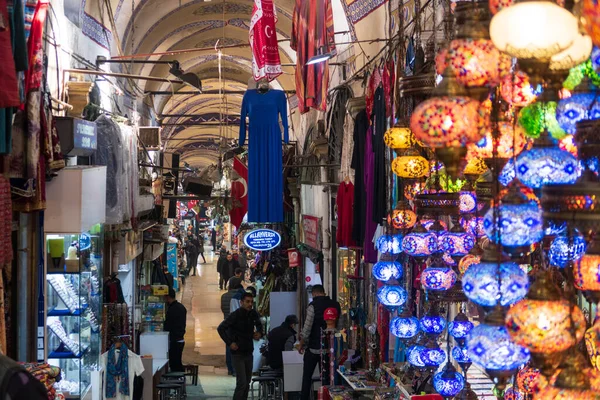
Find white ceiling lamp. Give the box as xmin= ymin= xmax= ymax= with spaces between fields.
xmin=549 ymin=33 xmax=593 ymax=71
xmin=306 ymin=47 xmax=335 ymax=66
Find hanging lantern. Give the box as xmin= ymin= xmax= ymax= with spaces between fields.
xmin=392 ymin=152 xmax=430 ymax=178
xmin=376 ymin=234 xmax=403 ymax=255
xmin=586 ymin=317 xmax=600 ymax=370
xmin=421 ymin=265 xmax=458 ymax=291
xmin=505 ymin=272 xmax=587 ymax=375
xmin=440 ymin=226 xmax=476 ymax=257
xmin=459 ymin=190 xmax=477 ymax=214
xmin=518 ymin=101 xmax=566 ymax=140
xmin=449 ymin=312 xmax=475 ymax=348
xmin=390 ymin=315 xmax=420 ymax=339
xmin=548 ymin=231 xmax=587 ymax=268
xmin=556 ymin=81 xmax=600 ymax=135
xmin=575 ymin=254 xmax=600 ymax=292
xmin=504 ymin=386 xmax=524 ymax=400
xmin=420 ymin=313 xmax=447 ymax=336
xmin=517 ymin=366 xmax=541 ymax=394
xmin=372 ymin=260 xmax=403 ymax=282
xmin=463 ymin=157 xmax=488 ymax=176
xmin=452 ymin=345 xmax=472 ymax=365
xmin=469 ymin=122 xmax=527 ymax=159
xmin=376 ymin=285 xmax=408 ymax=309
xmin=402 ymin=224 xmax=438 ymax=258
xmin=514 ymin=143 xmax=581 ymax=189
xmin=462 ymin=261 xmax=529 ymax=308
xmin=459 ymin=253 xmax=481 ymax=276
xmin=384 ymin=126 xmax=421 ymax=149
xmin=433 ymin=363 xmax=465 ymax=397
xmin=460 ymin=215 xmax=485 ymax=237
xmin=500 ymin=71 xmax=537 ymax=107
xmin=550 ymin=34 xmax=593 ymax=72
xmin=421 ymin=345 xmax=447 ymax=368
xmin=582 ymin=0 xmax=600 ymax=47
xmin=388 ymin=201 xmax=418 ymax=230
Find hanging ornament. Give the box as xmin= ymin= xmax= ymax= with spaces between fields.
xmin=433 ymin=363 xmax=465 ymax=397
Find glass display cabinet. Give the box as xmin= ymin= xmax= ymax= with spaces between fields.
xmin=46 ymin=225 xmax=103 ymax=399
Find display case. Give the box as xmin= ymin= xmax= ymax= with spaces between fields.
xmin=337 ymin=248 xmax=357 ymax=311
xmin=46 ymin=226 xmax=103 ymax=399
xmin=140 ymin=283 xmax=166 ymax=332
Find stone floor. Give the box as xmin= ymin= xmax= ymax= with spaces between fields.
xmin=179 ymin=249 xmax=236 ymax=399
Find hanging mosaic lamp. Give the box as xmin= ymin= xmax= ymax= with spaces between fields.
xmin=462 ymin=244 xmax=529 ymax=308
xmin=549 ymin=33 xmax=593 ymax=73
xmin=458 ymin=252 xmax=481 ymax=276
xmin=388 ymin=201 xmax=418 ymax=230
xmin=376 ymin=234 xmax=403 ymax=255
xmin=490 ymin=0 xmax=578 ymax=82
xmin=460 ymin=215 xmax=485 ymax=237
xmin=586 ymin=316 xmax=600 ymax=370
xmin=384 ymin=125 xmax=421 ymax=149
xmin=468 ymin=122 xmax=527 ymax=159
xmin=503 ymin=386 xmax=524 ymax=400
xmin=376 ymin=285 xmax=408 ymax=309
xmin=582 ymin=0 xmax=600 ymax=47
xmin=483 ymin=187 xmax=544 ymax=257
xmin=390 ymin=314 xmax=420 ymax=339
xmin=518 ymin=101 xmax=566 ymax=140
xmin=433 ymin=363 xmax=465 ymax=397
xmin=548 ymin=230 xmax=587 ymax=268
xmin=421 ymin=342 xmax=448 ymax=368
xmin=452 ymin=345 xmax=473 ymax=373
xmin=575 ymin=253 xmax=600 ymax=294
xmin=421 ymin=265 xmax=458 ymax=291
xmin=419 ymin=313 xmax=447 ymax=337
xmin=556 ymin=79 xmax=600 ymax=135
xmin=459 ymin=187 xmax=477 ymax=215
xmin=372 ymin=260 xmax=403 ymax=282
xmin=402 ymin=223 xmax=438 ymax=258
xmin=517 ymin=366 xmax=541 ymax=395
xmin=392 ymin=150 xmax=430 ymax=179
xmin=449 ymin=312 xmax=475 ymax=346
xmin=505 ymin=272 xmax=587 ymax=376
xmin=440 ymin=224 xmax=475 ymax=257
xmin=500 ymin=71 xmax=537 ymax=107
xmin=466 ymin=307 xmax=531 ymax=387
xmin=407 ymin=345 xmax=428 ymax=368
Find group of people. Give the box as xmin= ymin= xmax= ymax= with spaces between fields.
xmin=217 ymin=284 xmax=341 ymax=400
xmin=216 ymin=247 xmax=253 ymax=290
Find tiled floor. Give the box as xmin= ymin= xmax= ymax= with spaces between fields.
xmin=179 ymin=249 xmax=237 ymax=398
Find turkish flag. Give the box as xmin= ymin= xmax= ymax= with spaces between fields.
xmin=230 ymin=157 xmax=248 ymax=229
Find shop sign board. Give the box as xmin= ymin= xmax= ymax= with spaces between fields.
xmin=288 ymin=248 xmax=300 ymax=267
xmin=302 ymin=214 xmax=321 ymax=250
xmin=166 ymin=243 xmax=179 ymax=291
xmin=79 ymin=233 xmax=91 ymax=250
xmin=244 ymin=229 xmax=281 ymax=251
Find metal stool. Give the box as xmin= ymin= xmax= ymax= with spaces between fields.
xmin=161 ymin=372 xmax=187 ymax=397
xmin=183 ymin=364 xmax=199 ymax=385
xmin=156 ymin=383 xmax=183 ymax=400
xmin=251 ymin=376 xmax=279 ymax=400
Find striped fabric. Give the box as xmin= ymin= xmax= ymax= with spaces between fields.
xmin=23 ymin=0 xmax=36 ymax=40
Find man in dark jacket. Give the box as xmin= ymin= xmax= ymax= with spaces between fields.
xmin=221 ymin=281 xmax=245 ymax=375
xmin=164 ymin=288 xmax=187 ymax=372
xmin=220 ymin=253 xmax=240 ymax=290
xmin=218 ymin=292 xmax=263 ymax=400
xmin=267 ymin=315 xmax=298 ymax=370
xmin=162 ymin=264 xmax=175 ymax=290
xmin=217 ymin=251 xmax=228 ymax=290
xmin=299 ymin=285 xmax=341 ymax=400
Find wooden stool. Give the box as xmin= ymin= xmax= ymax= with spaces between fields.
xmin=156 ymin=382 xmax=183 ymax=400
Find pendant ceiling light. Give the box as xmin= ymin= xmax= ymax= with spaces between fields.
xmin=402 ymin=223 xmax=439 ymax=258
xmin=372 ymin=260 xmax=403 ymax=282
xmin=388 ymin=201 xmax=418 ymax=230
xmin=391 ymin=314 xmax=420 ymax=339
xmin=449 ymin=312 xmax=475 ymax=346
xmin=468 ymin=121 xmax=527 ymax=159
xmin=462 ymin=260 xmax=529 ymax=308
xmin=548 ymin=230 xmax=587 ymax=268
xmin=556 ymin=80 xmax=600 ymax=134
xmin=490 ymin=0 xmax=578 ymax=77
xmin=517 ymin=366 xmax=541 ymax=395
xmin=433 ymin=363 xmax=465 ymax=398
xmin=421 ymin=264 xmax=458 ymax=291
xmin=376 ymin=285 xmax=408 ymax=309
xmin=549 ymin=33 xmax=593 ymax=72
xmin=376 ymin=234 xmax=403 ymax=254
xmin=500 ymin=71 xmax=537 ymax=107
xmin=419 ymin=313 xmax=447 ymax=337
xmin=391 ymin=150 xmax=430 ymax=178
xmin=440 ymin=225 xmax=476 ymax=257
xmin=384 ymin=125 xmax=421 ymax=149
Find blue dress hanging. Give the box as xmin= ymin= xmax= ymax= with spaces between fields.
xmin=239 ymin=89 xmax=289 ymax=223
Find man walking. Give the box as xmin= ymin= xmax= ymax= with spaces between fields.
xmin=218 ymin=292 xmax=263 ymax=400
xmin=197 ymin=234 xmax=207 ymax=264
xmin=164 ymin=288 xmax=187 ymax=372
xmin=221 ymin=281 xmax=245 ymax=375
xmin=299 ymin=285 xmax=341 ymax=400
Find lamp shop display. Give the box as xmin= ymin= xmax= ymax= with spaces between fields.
xmin=372 ymin=0 xmax=600 ymax=398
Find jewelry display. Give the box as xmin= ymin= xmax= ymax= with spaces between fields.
xmin=48 ymin=275 xmax=80 ymax=314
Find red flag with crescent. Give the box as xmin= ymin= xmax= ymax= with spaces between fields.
xmin=230 ymin=157 xmax=248 ymax=229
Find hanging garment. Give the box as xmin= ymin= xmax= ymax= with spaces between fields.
xmin=0 ymin=177 xmax=12 ymax=266
xmin=372 ymin=86 xmax=387 ymax=224
xmin=351 ymin=110 xmax=368 ymax=244
xmin=239 ymin=89 xmax=289 ymax=223
xmin=101 ymin=346 xmax=145 ymax=400
xmin=290 ymin=0 xmax=336 ymax=114
xmin=250 ymin=0 xmax=282 ymax=81
xmin=23 ymin=0 xmax=37 ymax=40
xmin=0 ymin=0 xmax=19 ymax=109
xmin=230 ymin=157 xmax=248 ymax=229
xmin=383 ymin=60 xmax=395 ymax=121
xmin=364 ymin=126 xmax=378 ymax=263
xmin=336 ymin=181 xmax=355 ymax=247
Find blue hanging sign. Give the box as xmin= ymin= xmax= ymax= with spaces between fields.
xmin=244 ymin=229 xmax=281 ymax=251
xmin=79 ymin=233 xmax=92 ymax=251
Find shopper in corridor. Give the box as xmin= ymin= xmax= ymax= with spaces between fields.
xmin=164 ymin=288 xmax=187 ymax=372
xmin=217 ymin=292 xmax=263 ymax=400
xmin=299 ymin=284 xmax=341 ymax=400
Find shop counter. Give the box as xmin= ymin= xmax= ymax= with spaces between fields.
xmin=141 ymin=357 xmax=169 ymax=400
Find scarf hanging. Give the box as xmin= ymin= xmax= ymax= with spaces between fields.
xmin=249 ymin=0 xmax=282 ymax=81
xmin=106 ymin=344 xmax=129 ymax=398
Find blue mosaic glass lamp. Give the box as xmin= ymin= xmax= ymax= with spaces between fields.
xmin=462 ymin=260 xmax=529 ymax=309
xmin=376 ymin=285 xmax=407 ymax=309
xmin=514 ymin=143 xmax=580 ymax=189
xmin=499 ymin=157 xmax=516 ymax=187
xmin=452 ymin=346 xmax=472 ymax=373
xmin=376 ymin=234 xmax=403 ymax=255
xmin=390 ymin=315 xmax=419 ymax=339
xmin=372 ymin=260 xmax=403 ymax=282
xmin=421 ymin=344 xmax=447 ymax=368
xmin=419 ymin=313 xmax=447 ymax=337
xmin=402 ymin=223 xmax=438 ymax=258
xmin=548 ymin=230 xmax=587 ymax=268
xmin=433 ymin=363 xmax=465 ymax=398
xmin=466 ymin=309 xmax=530 ymax=379
xmin=556 ymin=80 xmax=600 ymax=134
xmin=421 ymin=266 xmax=457 ymax=291
xmin=440 ymin=225 xmax=476 ymax=257
xmin=407 ymin=345 xmax=427 ymax=368
xmin=449 ymin=312 xmax=474 ymax=346
xmin=483 ymin=187 xmax=544 ymax=257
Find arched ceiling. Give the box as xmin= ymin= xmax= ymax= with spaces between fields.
xmin=102 ymin=0 xmax=299 ymax=168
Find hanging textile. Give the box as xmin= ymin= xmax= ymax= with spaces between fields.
xmin=230 ymin=157 xmax=249 ymax=229
xmin=0 ymin=176 xmax=12 ymax=265
xmin=336 ymin=181 xmax=355 ymax=247
xmin=23 ymin=0 xmax=37 ymax=40
xmin=239 ymin=89 xmax=289 ymax=223
xmin=363 ymin=126 xmax=377 ymax=263
xmin=351 ymin=109 xmax=368 ymax=244
xmin=250 ymin=0 xmax=282 ymax=81
xmin=290 ymin=0 xmax=336 ymax=114
xmin=372 ymin=86 xmax=387 ymax=224
xmin=0 ymin=0 xmax=20 ymax=109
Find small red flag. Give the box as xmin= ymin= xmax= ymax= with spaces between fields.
xmin=230 ymin=157 xmax=248 ymax=229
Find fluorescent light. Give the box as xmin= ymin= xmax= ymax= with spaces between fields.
xmin=306 ymin=52 xmax=333 ymax=66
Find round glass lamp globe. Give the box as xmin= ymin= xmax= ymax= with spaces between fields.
xmin=466 ymin=324 xmax=531 ymax=372
xmin=422 ymin=347 xmax=447 ymax=367
xmin=440 ymin=231 xmax=476 ymax=256
xmin=407 ymin=345 xmax=427 ymax=368
xmin=557 ymin=93 xmax=600 ymax=134
xmin=517 ymin=366 xmax=540 ymax=394
xmin=421 ymin=266 xmax=457 ymax=291
xmin=505 ymin=300 xmax=586 ymax=354
xmin=548 ymin=233 xmax=587 ymax=268
xmin=388 ymin=208 xmax=418 ymax=230
xmin=483 ymin=201 xmax=544 ymax=248
xmin=390 ymin=316 xmax=419 ymax=339
xmin=514 ymin=147 xmax=580 ymax=189
xmin=433 ymin=367 xmax=465 ymax=397
xmin=575 ymin=254 xmax=600 ymax=291
xmin=410 ymin=97 xmax=484 ymax=148
xmin=469 ymin=122 xmax=527 ymax=159
xmin=501 ymin=71 xmax=537 ymax=107
xmin=452 ymin=346 xmax=471 ymax=363
xmin=490 ymin=2 xmax=578 ymax=60
xmin=449 ymin=318 xmax=474 ymax=340
xmin=550 ymin=33 xmax=593 ymax=72
xmin=372 ymin=261 xmax=403 ymax=282
xmin=384 ymin=127 xmax=420 ymax=149
xmin=376 ymin=285 xmax=408 ymax=308
xmin=420 ymin=315 xmax=447 ymax=335
xmin=392 ymin=155 xmax=429 ymax=178
xmin=462 ymin=262 xmax=529 ymax=307
xmin=403 ymin=230 xmax=438 ymax=257
xmin=376 ymin=234 xmax=403 ymax=255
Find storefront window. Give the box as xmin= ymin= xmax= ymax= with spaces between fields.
xmin=337 ymin=248 xmax=357 ymax=311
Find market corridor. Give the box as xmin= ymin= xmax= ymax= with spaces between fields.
xmin=179 ymin=251 xmax=237 ymax=399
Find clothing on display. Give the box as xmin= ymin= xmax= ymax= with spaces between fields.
xmin=372 ymin=86 xmax=388 ymax=224
xmin=363 ymin=126 xmax=378 ymax=263
xmin=249 ymin=0 xmax=282 ymax=81
xmin=351 ymin=110 xmax=368 ymax=244
xmin=101 ymin=344 xmax=144 ymax=400
xmin=336 ymin=181 xmax=355 ymax=247
xmin=0 ymin=0 xmax=20 ymax=109
xmin=290 ymin=0 xmax=336 ymax=114
xmin=0 ymin=176 xmax=13 ymax=265
xmin=103 ymin=274 xmax=125 ymax=304
xmin=239 ymin=88 xmax=289 ymax=223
